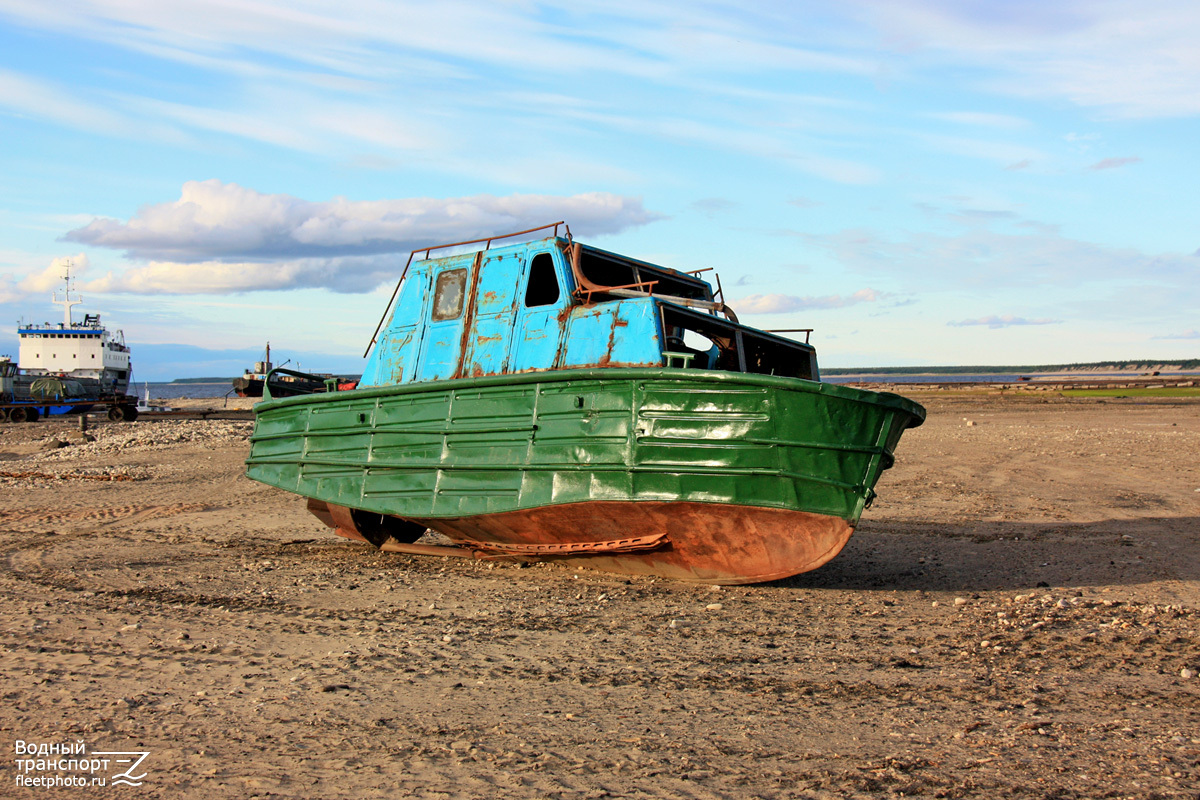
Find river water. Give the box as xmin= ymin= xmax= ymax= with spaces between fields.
xmin=145 ymin=371 xmax=1198 ymax=400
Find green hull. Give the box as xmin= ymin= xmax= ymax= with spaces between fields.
xmin=247 ymin=369 xmax=923 ymax=561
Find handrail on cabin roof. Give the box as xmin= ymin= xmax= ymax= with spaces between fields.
xmin=364 ymin=221 xmax=571 ymax=357
xmin=413 ymin=221 xmax=569 ymax=260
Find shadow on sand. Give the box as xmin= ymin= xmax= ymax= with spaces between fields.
xmin=774 ymin=516 xmax=1200 ymax=594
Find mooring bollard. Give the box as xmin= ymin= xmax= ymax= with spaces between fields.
xmin=79 ymin=413 xmax=88 ymax=433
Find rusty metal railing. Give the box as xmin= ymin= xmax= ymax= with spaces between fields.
xmin=365 ymin=221 xmax=570 ymax=357
xmin=575 ymin=279 xmax=659 ymax=305
xmin=763 ymin=328 xmax=814 ymax=344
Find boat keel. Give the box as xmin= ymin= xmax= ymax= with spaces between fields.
xmin=307 ymin=499 xmax=853 ymax=585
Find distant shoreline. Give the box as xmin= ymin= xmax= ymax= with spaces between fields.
xmin=159 ymin=360 xmax=1200 ymax=383
xmin=823 ymin=359 xmax=1199 ymax=377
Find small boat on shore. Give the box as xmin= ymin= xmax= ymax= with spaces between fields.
xmin=137 ymin=383 xmax=172 ymax=413
xmin=234 ymin=344 xmax=340 ymax=398
xmin=245 ymin=223 xmax=925 ymax=583
xmin=232 ymin=344 xmax=272 ymax=397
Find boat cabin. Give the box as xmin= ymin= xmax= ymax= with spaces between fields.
xmin=359 ymin=230 xmax=819 ymax=387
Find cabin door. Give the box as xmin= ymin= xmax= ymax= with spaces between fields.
xmin=458 ymin=249 xmax=523 ymax=377
xmin=370 ymin=268 xmax=431 ymax=384
xmin=414 ymin=255 xmax=476 ymax=382
xmin=510 ymin=251 xmax=567 ymax=372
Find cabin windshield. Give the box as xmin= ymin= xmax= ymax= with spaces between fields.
xmin=577 ymin=246 xmax=712 ymax=300
xmin=660 ymin=304 xmax=817 ymax=380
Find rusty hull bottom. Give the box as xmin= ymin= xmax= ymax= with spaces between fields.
xmin=310 ymin=499 xmax=853 ymax=585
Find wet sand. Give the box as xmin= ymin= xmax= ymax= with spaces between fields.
xmin=1 ymin=391 xmax=1198 ymax=798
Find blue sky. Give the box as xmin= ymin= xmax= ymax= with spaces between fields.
xmin=1 ymin=0 xmax=1197 ymax=380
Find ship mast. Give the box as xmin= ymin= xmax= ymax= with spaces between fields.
xmin=52 ymin=262 xmax=82 ymax=327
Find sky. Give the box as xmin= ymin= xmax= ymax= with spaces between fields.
xmin=1 ymin=0 xmax=1197 ymax=380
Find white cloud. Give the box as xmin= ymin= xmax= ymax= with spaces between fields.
xmin=79 ymin=256 xmax=396 ymax=295
xmin=1154 ymin=329 xmax=1200 ymax=340
xmin=865 ymin=1 xmax=1200 ymax=118
xmin=0 ymin=253 xmax=91 ymax=305
xmin=66 ymin=180 xmax=662 ymax=263
xmin=948 ymin=315 xmax=1060 ymax=329
xmin=1088 ymin=156 xmax=1142 ymax=171
xmin=0 ymin=2 xmax=887 ymax=186
xmin=58 ymin=181 xmax=661 ymax=294
xmin=0 ymin=1 xmax=880 ymax=87
xmin=0 ymin=69 xmax=132 ymax=136
xmin=734 ymin=288 xmax=881 ymax=314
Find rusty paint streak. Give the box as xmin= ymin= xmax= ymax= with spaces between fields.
xmin=452 ymin=251 xmax=484 ymax=380
xmin=419 ymin=501 xmax=853 ymax=584
xmin=596 ymin=312 xmax=623 ymax=367
xmin=307 ymin=497 xmax=854 ymax=584
xmin=458 ymin=531 xmax=667 ymax=555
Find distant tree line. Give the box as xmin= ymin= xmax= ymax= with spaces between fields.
xmin=822 ymin=359 xmax=1200 ymax=376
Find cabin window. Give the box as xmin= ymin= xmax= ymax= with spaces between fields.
xmin=431 ymin=268 xmax=467 ymax=321
xmin=524 ymin=253 xmax=560 ymax=307
xmin=660 ymin=305 xmax=816 ymax=379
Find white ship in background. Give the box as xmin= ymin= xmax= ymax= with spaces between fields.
xmin=16 ymin=265 xmax=132 ymax=394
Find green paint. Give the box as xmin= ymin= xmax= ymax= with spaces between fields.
xmin=246 ymin=368 xmax=924 ymax=524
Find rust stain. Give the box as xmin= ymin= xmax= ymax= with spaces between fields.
xmin=597 ymin=313 xmax=622 ymax=367
xmin=459 ymin=531 xmax=667 ymax=555
xmin=309 ymin=497 xmax=853 ymax=583
xmin=412 ymin=501 xmax=855 ymax=584
xmin=452 ymin=252 xmax=485 ymax=379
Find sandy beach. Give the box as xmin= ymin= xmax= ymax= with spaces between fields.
xmin=1 ymin=390 xmax=1197 ymax=798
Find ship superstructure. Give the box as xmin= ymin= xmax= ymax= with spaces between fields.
xmin=16 ymin=265 xmax=132 ymax=394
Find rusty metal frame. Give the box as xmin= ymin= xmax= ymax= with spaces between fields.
xmin=764 ymin=328 xmax=814 ymax=344
xmin=567 ymin=241 xmax=660 ymax=304
xmin=576 ymin=279 xmax=660 ymax=305
xmin=459 ymin=531 xmax=668 ymax=556
xmin=365 ymin=221 xmax=570 ymax=357
xmin=451 ymin=252 xmax=485 ymax=379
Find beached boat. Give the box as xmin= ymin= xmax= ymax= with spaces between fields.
xmin=136 ymin=383 xmax=172 ymax=413
xmin=234 ymin=344 xmax=342 ymax=398
xmin=232 ymin=344 xmax=272 ymax=398
xmin=245 ymin=223 xmax=925 ymax=583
